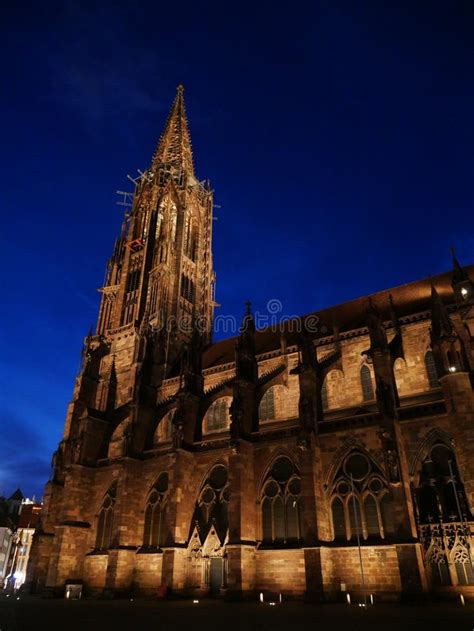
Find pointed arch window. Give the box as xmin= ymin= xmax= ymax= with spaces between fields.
xmin=259 ymin=388 xmax=276 ymax=422
xmin=193 ymin=464 xmax=229 ymax=544
xmin=170 ymin=205 xmax=177 ymax=243
xmin=329 ymin=451 xmax=393 ymax=541
xmin=183 ymin=212 xmax=191 ymax=255
xmin=453 ymin=546 xmax=474 ymax=585
xmin=204 ymin=398 xmax=231 ymax=433
xmin=361 ymin=365 xmax=375 ymax=401
xmin=425 ymin=350 xmax=439 ymax=389
xmin=415 ymin=443 xmax=468 ymax=523
xmin=183 ymin=214 xmax=198 ymax=261
xmin=190 ymin=227 xmax=198 ymax=262
xmin=143 ymin=472 xmax=169 ymax=548
xmin=96 ymin=485 xmax=116 ymax=550
xmin=261 ymin=457 xmax=301 ymax=545
xmin=331 ymin=497 xmax=346 ymax=539
xmin=364 ymin=494 xmax=380 ymax=537
xmin=155 ymin=409 xmax=175 ymax=444
xmin=348 ymin=495 xmax=363 ymax=539
xmin=155 ymin=209 xmax=163 ymax=240
xmin=180 ymin=274 xmax=195 ymax=303
xmin=380 ymin=493 xmax=395 ymax=536
xmin=428 ymin=546 xmax=451 ymax=586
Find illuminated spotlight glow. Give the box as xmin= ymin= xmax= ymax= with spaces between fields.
xmin=269 ymin=602 xmax=276 ymax=606
xmin=346 ymin=593 xmax=351 ymax=605
xmin=370 ymin=594 xmax=374 ymax=605
xmin=460 ymin=594 xmax=465 ymax=606
xmin=449 ymin=366 xmax=457 ymax=373
xmin=461 ymin=288 xmax=468 ymax=296
xmin=259 ymin=592 xmax=264 ymax=603
xmin=193 ymin=599 xmax=199 ymax=604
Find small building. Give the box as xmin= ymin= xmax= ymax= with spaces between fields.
xmin=9 ymin=502 xmax=42 ymax=589
xmin=6 ymin=489 xmax=24 ymax=521
xmin=0 ymin=525 xmax=13 ymax=583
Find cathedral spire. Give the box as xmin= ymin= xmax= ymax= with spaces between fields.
xmin=151 ymin=84 xmax=194 ymax=177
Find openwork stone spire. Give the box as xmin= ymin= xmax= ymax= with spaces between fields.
xmin=151 ymin=84 xmax=195 ymax=176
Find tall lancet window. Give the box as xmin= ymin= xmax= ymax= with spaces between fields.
xmin=203 ymin=398 xmax=231 ymax=433
xmin=424 ymin=350 xmax=439 ymax=389
xmin=143 ymin=472 xmax=169 ymax=548
xmin=361 ymin=365 xmax=375 ymax=401
xmin=259 ymin=388 xmax=276 ymax=422
xmin=192 ymin=464 xmax=230 ymax=544
xmin=170 ymin=205 xmax=177 ymax=243
xmin=96 ymin=484 xmax=116 ymax=550
xmin=261 ymin=457 xmax=301 ymax=545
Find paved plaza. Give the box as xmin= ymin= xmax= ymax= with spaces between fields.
xmin=0 ymin=596 xmax=473 ymax=631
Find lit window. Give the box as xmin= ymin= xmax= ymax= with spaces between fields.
xmin=143 ymin=473 xmax=169 ymax=548
xmin=96 ymin=484 xmax=116 ymax=550
xmin=360 ymin=365 xmax=375 ymax=401
xmin=261 ymin=457 xmax=301 ymax=544
xmin=259 ymin=388 xmax=276 ymax=422
xmin=204 ymin=399 xmax=230 ymax=432
xmin=330 ymin=451 xmax=393 ymax=541
xmin=425 ymin=351 xmax=439 ymax=389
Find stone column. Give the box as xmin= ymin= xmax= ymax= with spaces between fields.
xmin=45 ymin=525 xmax=90 ymax=595
xmin=160 ymin=449 xmax=195 ymax=594
xmin=298 ymin=438 xmax=319 ymax=545
xmin=102 ymin=460 xmax=141 ymax=595
xmin=395 ymin=544 xmax=428 ymax=599
xmin=226 ymin=440 xmax=256 ymax=598
xmin=303 ymin=548 xmax=325 ymax=601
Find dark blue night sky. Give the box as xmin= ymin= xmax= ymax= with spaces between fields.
xmin=1 ymin=1 xmax=473 ymax=499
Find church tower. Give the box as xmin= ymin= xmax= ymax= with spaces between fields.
xmin=61 ymin=85 xmax=215 ymax=456
xmin=97 ymin=84 xmax=215 ymax=347
xmin=76 ymin=86 xmax=214 ymax=410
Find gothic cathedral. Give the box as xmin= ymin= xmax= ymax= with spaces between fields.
xmin=27 ymin=86 xmax=474 ymax=600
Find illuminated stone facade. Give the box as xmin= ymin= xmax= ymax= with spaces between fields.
xmin=27 ymin=87 xmax=474 ymax=601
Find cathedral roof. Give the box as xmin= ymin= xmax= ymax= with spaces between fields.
xmin=151 ymin=84 xmax=194 ymax=176
xmin=203 ymin=265 xmax=474 ymax=370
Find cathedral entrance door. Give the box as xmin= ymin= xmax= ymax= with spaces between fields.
xmin=209 ymin=557 xmax=223 ymax=593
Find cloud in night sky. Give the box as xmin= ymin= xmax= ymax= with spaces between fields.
xmin=0 ymin=407 xmax=51 ymax=500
